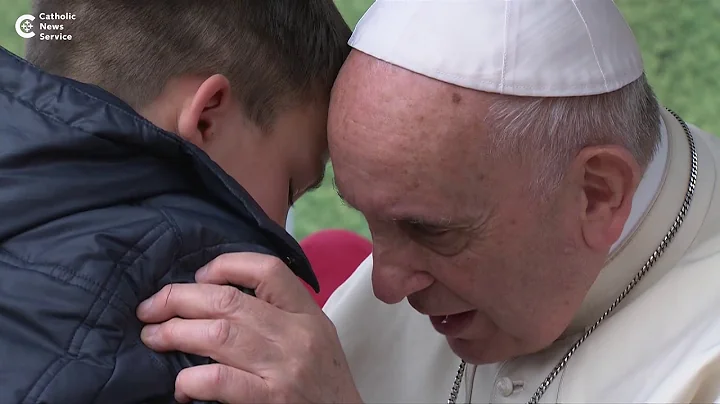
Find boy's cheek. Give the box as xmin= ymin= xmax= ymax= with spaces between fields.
xmin=214 ymin=152 xmax=292 ymax=225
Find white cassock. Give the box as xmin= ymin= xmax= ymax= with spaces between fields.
xmin=324 ymin=1 xmax=720 ymax=402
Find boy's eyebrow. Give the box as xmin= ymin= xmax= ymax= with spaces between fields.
xmin=307 ymin=170 xmax=326 ymax=191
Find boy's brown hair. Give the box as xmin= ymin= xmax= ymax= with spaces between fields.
xmin=25 ymin=0 xmax=352 ymax=127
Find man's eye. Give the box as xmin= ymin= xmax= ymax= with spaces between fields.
xmin=405 ymin=221 xmax=450 ymax=237
xmin=401 ymin=220 xmax=468 ymax=256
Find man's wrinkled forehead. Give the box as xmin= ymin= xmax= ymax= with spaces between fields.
xmin=329 ymin=53 xmax=495 ymax=213
xmin=331 ymin=52 xmax=492 ymax=151
xmin=331 ymin=52 xmax=403 ymax=109
xmin=331 ymin=55 xmax=440 ymax=161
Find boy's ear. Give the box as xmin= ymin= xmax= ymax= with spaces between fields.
xmin=177 ymin=74 xmax=233 ymax=147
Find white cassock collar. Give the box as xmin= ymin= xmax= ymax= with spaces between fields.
xmin=610 ymin=120 xmax=669 ymax=253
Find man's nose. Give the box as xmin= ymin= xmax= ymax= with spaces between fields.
xmin=371 ymin=260 xmax=434 ymax=304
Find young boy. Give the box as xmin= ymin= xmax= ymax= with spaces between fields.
xmin=0 ymin=1 xmax=350 ymax=402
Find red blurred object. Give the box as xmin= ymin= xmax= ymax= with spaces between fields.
xmin=300 ymin=229 xmax=372 ymax=307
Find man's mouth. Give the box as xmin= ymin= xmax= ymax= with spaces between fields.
xmin=429 ymin=311 xmax=475 ymax=337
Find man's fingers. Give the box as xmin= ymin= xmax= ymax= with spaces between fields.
xmin=141 ymin=317 xmax=229 ymax=357
xmin=141 ymin=317 xmax=280 ymax=368
xmin=196 ymin=252 xmax=320 ymax=314
xmin=174 ymin=364 xmax=269 ymax=403
xmin=136 ymin=283 xmax=256 ymax=323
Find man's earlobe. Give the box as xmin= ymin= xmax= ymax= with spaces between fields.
xmin=176 ymin=74 xmax=232 ymax=147
xmin=577 ymin=146 xmax=641 ymax=250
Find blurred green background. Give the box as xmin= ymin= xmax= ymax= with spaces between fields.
xmin=1 ymin=0 xmax=718 ymax=240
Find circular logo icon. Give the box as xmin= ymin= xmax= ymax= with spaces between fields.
xmin=15 ymin=14 xmax=36 ymax=39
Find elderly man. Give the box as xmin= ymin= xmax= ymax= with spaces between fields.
xmin=136 ymin=1 xmax=720 ymax=403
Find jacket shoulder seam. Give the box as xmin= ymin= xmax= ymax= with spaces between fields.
xmin=159 ymin=208 xmax=184 ymax=264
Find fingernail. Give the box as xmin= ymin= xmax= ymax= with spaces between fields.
xmin=195 ymin=265 xmax=208 ymax=280
xmin=141 ymin=325 xmax=159 ymax=343
xmin=137 ymin=296 xmax=154 ymax=315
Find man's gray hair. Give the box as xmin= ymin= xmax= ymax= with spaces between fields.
xmin=485 ymin=73 xmax=661 ymax=196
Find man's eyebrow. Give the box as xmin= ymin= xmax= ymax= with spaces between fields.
xmin=332 ymin=177 xmax=344 ymax=199
xmin=394 ymin=215 xmax=456 ymax=228
xmin=332 ymin=177 xmax=355 ymax=207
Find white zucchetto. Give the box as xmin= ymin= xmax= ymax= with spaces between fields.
xmin=349 ymin=0 xmax=644 ymax=97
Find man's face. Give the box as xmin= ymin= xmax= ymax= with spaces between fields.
xmin=328 ymin=52 xmax=607 ymax=364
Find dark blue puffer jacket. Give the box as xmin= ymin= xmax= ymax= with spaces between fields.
xmin=0 ymin=47 xmax=318 ymax=403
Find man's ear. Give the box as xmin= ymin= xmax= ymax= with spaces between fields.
xmin=574 ymin=145 xmax=642 ymax=251
xmin=177 ymin=74 xmax=232 ymax=147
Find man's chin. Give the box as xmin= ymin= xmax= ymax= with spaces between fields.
xmin=445 ymin=334 xmax=520 ymax=365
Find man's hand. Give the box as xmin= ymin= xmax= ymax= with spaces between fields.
xmin=136 ymin=253 xmax=362 ymax=403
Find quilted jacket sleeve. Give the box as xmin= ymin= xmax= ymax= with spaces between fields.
xmin=0 ymin=220 xmax=184 ymax=404
xmin=0 ymin=214 xmax=286 ymax=404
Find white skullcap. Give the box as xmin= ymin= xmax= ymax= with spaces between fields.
xmin=349 ymin=0 xmax=644 ymax=97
